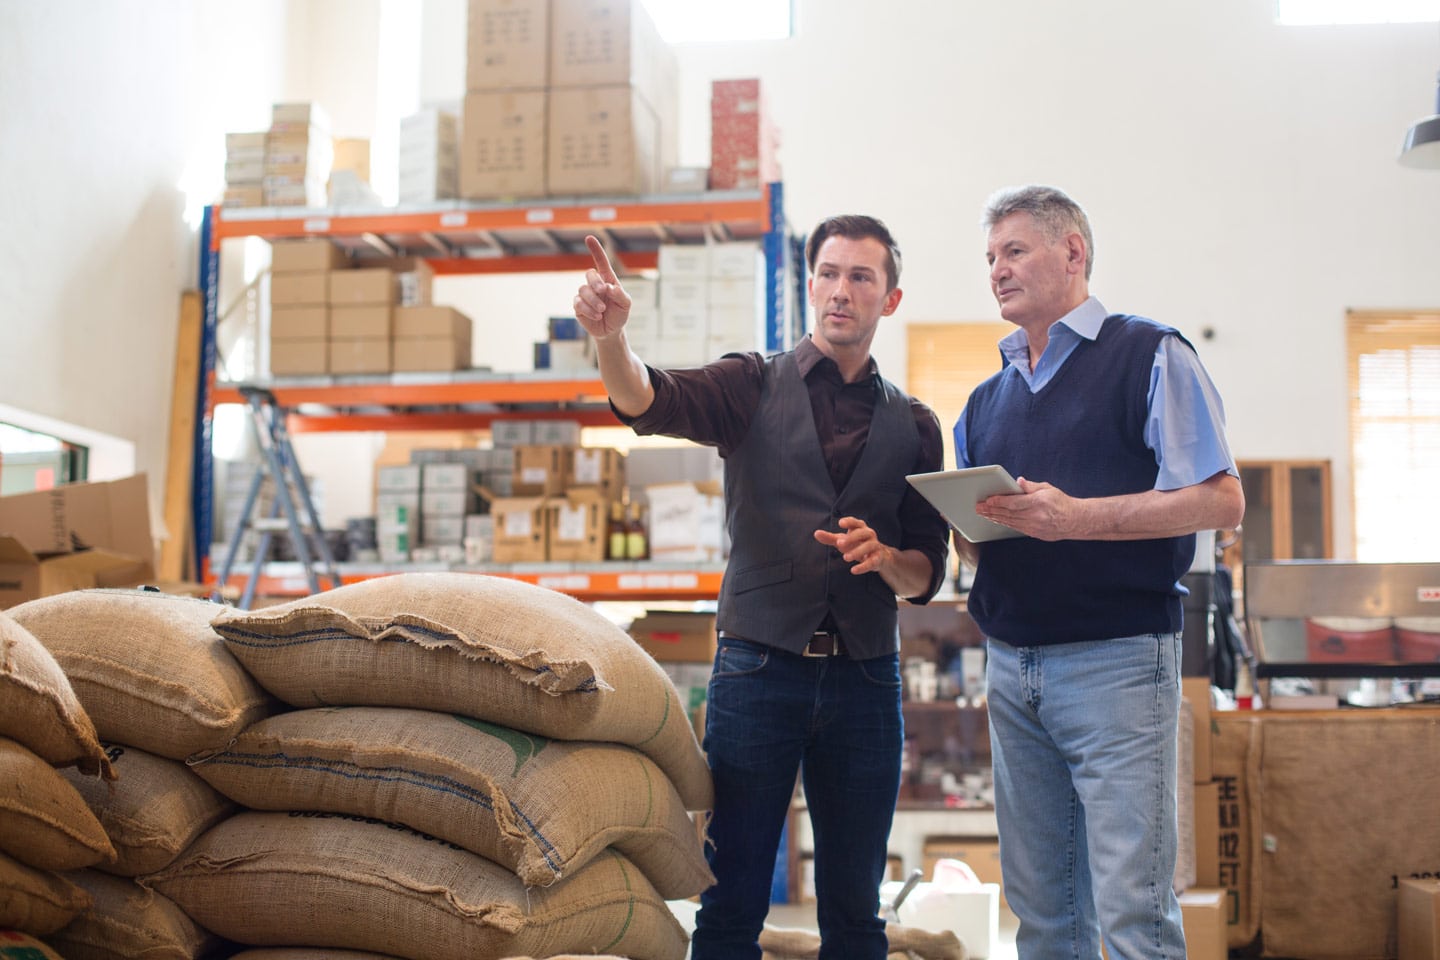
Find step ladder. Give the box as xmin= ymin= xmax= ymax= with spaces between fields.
xmin=211 ymin=386 xmax=341 ymax=609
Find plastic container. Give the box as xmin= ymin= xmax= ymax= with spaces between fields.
xmin=1303 ymin=617 xmax=1396 ymax=662
xmin=1394 ymin=617 xmax=1440 ymax=663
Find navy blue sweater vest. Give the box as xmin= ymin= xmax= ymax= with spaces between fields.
xmin=716 ymin=351 xmax=919 ymax=659
xmin=963 ymin=315 xmax=1195 ymax=646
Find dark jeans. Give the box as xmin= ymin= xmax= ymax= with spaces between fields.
xmin=691 ymin=637 xmax=903 ymax=960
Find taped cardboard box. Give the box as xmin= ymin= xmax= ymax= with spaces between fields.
xmin=0 ymin=474 xmax=154 ymax=561
xmin=0 ymin=537 xmax=153 ymax=608
xmin=1400 ymin=877 xmax=1440 ymax=960
xmin=629 ymin=611 xmax=716 ymax=664
xmin=546 ymin=489 xmax=606 ymax=563
xmin=489 ymin=496 xmax=548 ymax=563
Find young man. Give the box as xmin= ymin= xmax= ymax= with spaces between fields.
xmin=573 ymin=216 xmax=948 ymax=959
xmin=955 ymin=185 xmax=1244 ymax=959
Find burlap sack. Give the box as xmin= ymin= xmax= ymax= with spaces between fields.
xmin=228 ymin=952 xmax=402 ymax=960
xmin=1173 ymin=696 xmax=1196 ymax=894
xmin=191 ymin=706 xmax=712 ymax=897
xmin=58 ymin=741 xmax=234 ymax=876
xmin=144 ymin=811 xmax=688 ymax=960
xmin=1258 ymin=710 xmax=1440 ymax=960
xmin=756 ymin=922 xmax=966 ymax=960
xmin=0 ymin=611 xmax=110 ymax=778
xmin=0 ymin=930 xmax=65 ymax=959
xmin=1210 ymin=713 xmax=1262 ymax=951
xmin=0 ymin=851 xmax=90 ymax=937
xmin=210 ymin=573 xmax=712 ymax=810
xmin=46 ymin=869 xmax=220 ymax=960
xmin=0 ymin=737 xmax=114 ymax=871
xmin=8 ymin=590 xmax=272 ymax=760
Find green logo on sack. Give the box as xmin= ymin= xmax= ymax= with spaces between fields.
xmin=453 ymin=715 xmax=549 ymax=775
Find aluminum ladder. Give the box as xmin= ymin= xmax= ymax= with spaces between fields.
xmin=211 ymin=386 xmax=341 ymax=608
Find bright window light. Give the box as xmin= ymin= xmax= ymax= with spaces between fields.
xmin=1277 ymin=0 xmax=1439 ymax=24
xmin=640 ymin=0 xmax=792 ymax=42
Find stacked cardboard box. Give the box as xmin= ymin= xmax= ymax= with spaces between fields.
xmin=650 ymin=241 xmax=765 ymax=366
xmin=399 ymin=107 xmax=459 ymax=204
xmin=394 ymin=305 xmax=473 ymax=372
xmin=329 ymin=137 xmax=381 ymax=207
xmin=265 ymin=102 xmax=333 ymax=208
xmin=223 ymin=131 xmax=267 ymax=208
xmin=533 ymin=315 xmax=594 ymax=374
xmin=419 ymin=463 xmax=477 ymax=560
xmin=547 ymin=0 xmax=677 ymax=196
xmin=328 ymin=265 xmax=396 ymax=375
xmin=459 ymin=0 xmax=678 ymax=200
xmin=710 ymin=78 xmax=780 ymax=191
xmin=375 ymin=465 xmax=421 ymax=563
xmin=269 ymin=238 xmax=347 ymax=376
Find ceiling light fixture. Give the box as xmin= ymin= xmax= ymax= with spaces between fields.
xmin=1399 ymin=72 xmax=1440 ymax=168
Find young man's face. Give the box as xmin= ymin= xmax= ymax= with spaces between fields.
xmin=808 ymin=235 xmax=902 ymax=353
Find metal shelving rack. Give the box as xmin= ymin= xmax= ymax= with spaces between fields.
xmin=192 ymin=184 xmax=800 ymax=600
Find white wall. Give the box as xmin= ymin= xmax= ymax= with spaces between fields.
xmin=4 ymin=0 xmax=1440 ymax=558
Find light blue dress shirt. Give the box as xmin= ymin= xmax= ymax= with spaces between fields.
xmin=952 ymin=297 xmax=1237 ymax=491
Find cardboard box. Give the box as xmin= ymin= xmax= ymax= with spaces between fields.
xmin=549 ymin=0 xmax=674 ymax=96
xmin=0 ymin=474 xmax=154 ymax=562
xmin=270 ymin=271 xmax=329 ymax=306
xmin=1192 ymin=779 xmax=1219 ymax=887
xmin=395 ymin=305 xmax=472 ymax=340
xmin=0 ymin=537 xmax=153 ymax=608
xmin=227 ymin=131 xmax=268 ymax=152
xmin=331 ymin=305 xmax=393 ymax=339
xmin=222 ymin=185 xmax=265 ymax=208
xmin=490 ymin=496 xmax=548 ymax=562
xmin=328 ymin=338 xmax=391 ymax=375
xmin=547 ymin=84 xmax=658 ymax=196
xmin=329 ymin=268 xmax=398 ymax=305
xmin=1178 ymin=888 xmax=1226 ymax=960
xmin=1401 ymin=878 xmax=1440 ymax=960
xmin=271 ymin=238 xmax=347 ymax=273
xmin=546 ymin=489 xmax=607 ymax=562
xmin=467 ymin=0 xmax=549 ymax=90
xmin=920 ymin=838 xmax=1003 ymax=896
xmin=270 ymin=306 xmax=328 ymax=340
xmin=513 ymin=445 xmax=575 ymax=496
xmin=460 ymin=90 xmax=548 ymax=200
xmin=570 ymin=447 xmax=626 ymax=501
xmin=1182 ymin=676 xmax=1213 ymax=783
xmin=644 ymin=481 xmax=725 ymax=562
xmin=393 ymin=337 xmax=472 ymax=373
xmin=272 ymin=101 xmax=330 ymax=131
xmin=628 ymin=611 xmax=717 ymax=664
xmin=377 ymin=464 xmax=423 ymax=492
xmin=269 ymin=337 xmax=328 ymax=376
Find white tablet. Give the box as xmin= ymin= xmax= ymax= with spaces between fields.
xmin=906 ymin=465 xmax=1026 ymax=543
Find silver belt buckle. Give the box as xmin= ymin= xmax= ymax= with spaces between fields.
xmin=804 ymin=631 xmax=837 ymax=657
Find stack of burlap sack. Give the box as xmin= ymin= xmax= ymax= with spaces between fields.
xmin=0 ymin=573 xmax=715 ymax=959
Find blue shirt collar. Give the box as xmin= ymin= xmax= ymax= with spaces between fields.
xmin=998 ymin=296 xmax=1109 ymax=370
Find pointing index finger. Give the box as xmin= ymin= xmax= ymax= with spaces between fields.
xmin=585 ymin=235 xmax=619 ymax=284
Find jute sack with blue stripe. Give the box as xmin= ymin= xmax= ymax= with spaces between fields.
xmin=8 ymin=591 xmax=272 ymax=761
xmin=209 ymin=573 xmax=712 ymax=810
xmin=144 ymin=810 xmax=689 ymax=960
xmin=191 ymin=706 xmax=712 ymax=897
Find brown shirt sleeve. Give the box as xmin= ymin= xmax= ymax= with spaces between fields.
xmin=619 ymin=352 xmax=767 ymax=456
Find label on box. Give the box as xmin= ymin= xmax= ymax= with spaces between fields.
xmin=574 ymin=449 xmax=602 ymax=484
xmin=557 ymin=503 xmax=588 ymax=541
xmin=504 ymin=511 xmax=534 ymax=537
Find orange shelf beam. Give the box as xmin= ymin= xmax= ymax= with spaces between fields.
xmin=426 ymin=251 xmax=658 ymax=275
xmin=210 ymin=567 xmax=724 ymax=602
xmin=209 ymin=190 xmax=771 ymax=249
xmin=211 ymin=377 xmax=609 ymax=409
xmin=284 ymin=408 xmax=620 ymax=433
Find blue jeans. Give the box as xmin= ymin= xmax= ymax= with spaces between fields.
xmin=986 ymin=633 xmax=1186 ymax=960
xmin=691 ymin=638 xmax=903 ymax=960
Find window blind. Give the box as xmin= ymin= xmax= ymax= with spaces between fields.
xmin=1346 ymin=310 xmax=1440 ymax=561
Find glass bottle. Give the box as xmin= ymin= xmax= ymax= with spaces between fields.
xmin=606 ymin=500 xmax=627 ymax=560
xmin=625 ymin=501 xmax=649 ymax=561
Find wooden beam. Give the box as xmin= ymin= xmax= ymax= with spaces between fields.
xmin=159 ymin=290 xmax=202 ymax=582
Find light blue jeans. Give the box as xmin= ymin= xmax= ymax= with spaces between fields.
xmin=986 ymin=632 xmax=1186 ymax=960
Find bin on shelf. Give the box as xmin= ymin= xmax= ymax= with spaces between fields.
xmin=1303 ymin=616 xmax=1395 ymax=662
xmin=1395 ymin=617 xmax=1440 ymax=663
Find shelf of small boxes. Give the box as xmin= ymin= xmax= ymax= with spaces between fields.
xmin=212 ymin=427 xmax=730 ymax=603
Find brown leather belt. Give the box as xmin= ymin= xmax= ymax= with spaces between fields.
xmin=803 ymin=630 xmax=845 ymax=658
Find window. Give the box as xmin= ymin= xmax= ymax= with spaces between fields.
xmin=640 ymin=0 xmax=792 ymax=42
xmin=0 ymin=422 xmax=86 ymax=494
xmin=1346 ymin=310 xmax=1440 ymax=561
xmin=1276 ymin=0 xmax=1439 ymax=25
xmin=906 ymin=322 xmax=1012 ymax=470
